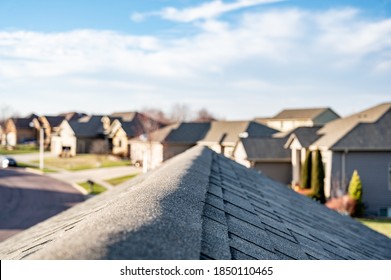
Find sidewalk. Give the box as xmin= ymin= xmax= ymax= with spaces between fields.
xmin=47 ymin=166 xmax=141 ymax=191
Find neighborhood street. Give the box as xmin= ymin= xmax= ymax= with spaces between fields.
xmin=0 ymin=168 xmax=85 ymax=242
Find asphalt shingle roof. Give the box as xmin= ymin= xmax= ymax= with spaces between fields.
xmin=0 ymin=146 xmax=390 ymax=260
xmin=312 ymin=103 xmax=391 ymax=149
xmin=164 ymin=123 xmax=211 ymax=144
xmin=43 ymin=116 xmax=66 ymax=128
xmin=9 ymin=114 xmax=38 ymax=129
xmin=272 ymin=108 xmax=333 ymax=120
xmin=200 ymin=121 xmax=277 ymax=145
xmin=283 ymin=126 xmax=322 ymax=148
xmin=68 ymin=115 xmax=106 ymax=138
xmin=240 ymin=138 xmax=290 ymax=161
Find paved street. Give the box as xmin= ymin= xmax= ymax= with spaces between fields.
xmin=0 ymin=168 xmax=85 ymax=242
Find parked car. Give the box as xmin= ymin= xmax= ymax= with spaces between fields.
xmin=0 ymin=156 xmax=17 ymax=168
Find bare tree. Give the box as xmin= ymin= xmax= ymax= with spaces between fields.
xmin=170 ymin=103 xmax=194 ymax=123
xmin=142 ymin=107 xmax=171 ymax=125
xmin=194 ymin=108 xmax=216 ymax=122
xmin=0 ymin=104 xmax=14 ymax=124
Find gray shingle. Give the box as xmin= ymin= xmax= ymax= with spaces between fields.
xmin=0 ymin=146 xmax=390 ymax=260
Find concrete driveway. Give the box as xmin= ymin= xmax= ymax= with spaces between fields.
xmin=0 ymin=168 xmax=85 ymax=242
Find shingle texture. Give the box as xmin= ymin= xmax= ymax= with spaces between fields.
xmin=165 ymin=123 xmax=211 ymax=144
xmin=200 ymin=121 xmax=277 ymax=145
xmin=241 ymin=138 xmax=290 ymax=160
xmin=273 ymin=108 xmax=332 ymax=120
xmin=68 ymin=115 xmax=106 ymax=138
xmin=313 ymin=103 xmax=391 ymax=149
xmin=43 ymin=116 xmax=66 ymax=128
xmin=0 ymin=147 xmax=390 ymax=260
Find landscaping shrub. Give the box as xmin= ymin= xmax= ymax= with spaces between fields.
xmin=300 ymin=150 xmax=312 ymax=189
xmin=310 ymin=149 xmax=326 ymax=203
xmin=348 ymin=170 xmax=364 ymax=217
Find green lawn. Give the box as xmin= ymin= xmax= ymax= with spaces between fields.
xmin=0 ymin=145 xmax=39 ymax=155
xmin=105 ymin=174 xmax=139 ymax=186
xmin=78 ymin=181 xmax=107 ymax=195
xmin=17 ymin=162 xmax=58 ymax=173
xmin=33 ymin=154 xmax=131 ymax=171
xmin=358 ymin=218 xmax=391 ymax=238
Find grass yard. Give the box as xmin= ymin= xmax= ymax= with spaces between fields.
xmin=17 ymin=162 xmax=58 ymax=173
xmin=34 ymin=154 xmax=131 ymax=171
xmin=105 ymin=173 xmax=139 ymax=186
xmin=0 ymin=145 xmax=39 ymax=155
xmin=78 ymin=181 xmax=107 ymax=195
xmin=358 ymin=218 xmax=391 ymax=238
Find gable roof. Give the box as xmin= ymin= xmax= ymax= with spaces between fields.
xmin=129 ymin=122 xmax=211 ymax=144
xmin=312 ymin=103 xmax=391 ymax=150
xmin=8 ymin=114 xmax=37 ymax=130
xmin=284 ymin=126 xmax=322 ymax=149
xmin=240 ymin=137 xmax=290 ymax=161
xmin=59 ymin=112 xmax=87 ymax=122
xmin=200 ymin=121 xmax=278 ymax=145
xmin=272 ymin=108 xmax=335 ymax=120
xmin=165 ymin=122 xmax=211 ymax=144
xmin=111 ymin=112 xmax=137 ymax=122
xmin=68 ymin=115 xmax=107 ymax=138
xmin=112 ymin=112 xmax=164 ymax=138
xmin=42 ymin=116 xmax=66 ymax=128
xmin=0 ymin=146 xmax=389 ymax=260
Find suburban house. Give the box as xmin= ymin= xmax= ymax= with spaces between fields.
xmin=1 ymin=147 xmax=390 ymax=260
xmin=129 ymin=122 xmax=211 ymax=169
xmin=34 ymin=116 xmax=66 ymax=149
xmin=307 ymin=102 xmax=391 ymax=217
xmin=284 ymin=126 xmax=323 ymax=186
xmin=109 ymin=112 xmax=164 ymax=157
xmin=233 ymin=136 xmax=291 ymax=184
xmin=256 ymin=107 xmax=340 ymax=132
xmin=198 ymin=121 xmax=278 ymax=158
xmin=51 ymin=115 xmax=111 ymax=156
xmin=4 ymin=114 xmax=38 ymax=147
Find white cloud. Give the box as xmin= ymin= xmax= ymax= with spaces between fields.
xmin=131 ymin=0 xmax=284 ymax=23
xmin=1 ymin=6 xmax=391 ymax=118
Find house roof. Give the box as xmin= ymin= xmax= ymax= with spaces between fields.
xmin=59 ymin=112 xmax=87 ymax=122
xmin=312 ymin=103 xmax=391 ymax=150
xmin=240 ymin=137 xmax=290 ymax=161
xmin=68 ymin=115 xmax=107 ymax=138
xmin=284 ymin=126 xmax=322 ymax=149
xmin=272 ymin=108 xmax=334 ymax=120
xmin=200 ymin=121 xmax=278 ymax=145
xmin=42 ymin=116 xmax=66 ymax=128
xmin=119 ymin=113 xmax=164 ymax=138
xmin=1 ymin=146 xmax=390 ymax=260
xmin=8 ymin=115 xmax=37 ymax=129
xmin=111 ymin=112 xmax=137 ymax=122
xmin=147 ymin=123 xmax=180 ymax=142
xmin=165 ymin=122 xmax=211 ymax=144
xmin=129 ymin=122 xmax=211 ymax=144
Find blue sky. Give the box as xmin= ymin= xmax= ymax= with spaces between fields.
xmin=0 ymin=0 xmax=390 ymax=119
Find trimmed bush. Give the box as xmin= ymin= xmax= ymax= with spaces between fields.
xmin=348 ymin=170 xmax=364 ymax=216
xmin=348 ymin=170 xmax=363 ymax=202
xmin=300 ymin=150 xmax=312 ymax=189
xmin=310 ymin=149 xmax=326 ymax=203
